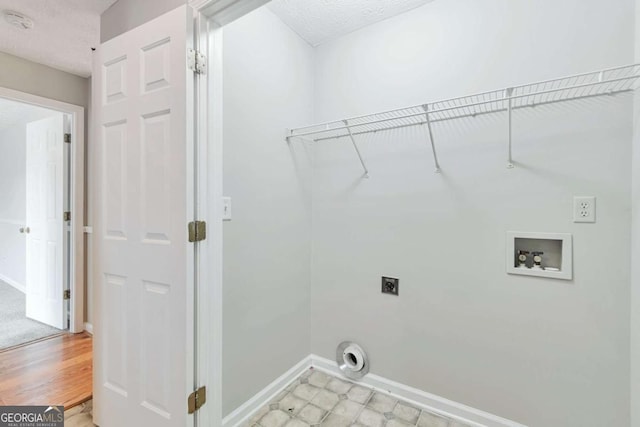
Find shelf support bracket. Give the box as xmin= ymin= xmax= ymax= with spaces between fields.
xmin=505 ymin=88 xmax=515 ymax=169
xmin=422 ymin=104 xmax=441 ymax=173
xmin=285 ymin=128 xmax=315 ymax=144
xmin=344 ymin=120 xmax=369 ymax=178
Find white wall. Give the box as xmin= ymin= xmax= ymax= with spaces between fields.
xmin=221 ymin=7 xmax=314 ymax=416
xmin=631 ymin=1 xmax=640 ymax=425
xmin=310 ymin=1 xmax=633 ymax=426
xmin=100 ymin=0 xmax=185 ymax=42
xmin=0 ymin=123 xmax=28 ymax=289
xmin=0 ymin=52 xmax=89 ymax=109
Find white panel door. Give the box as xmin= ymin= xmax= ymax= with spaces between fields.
xmin=25 ymin=114 xmax=66 ymax=330
xmin=93 ymin=5 xmax=194 ymax=427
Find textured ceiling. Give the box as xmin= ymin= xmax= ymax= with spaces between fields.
xmin=268 ymin=0 xmax=435 ymax=46
xmin=0 ymin=0 xmax=117 ymax=77
xmin=0 ymin=97 xmax=57 ymax=132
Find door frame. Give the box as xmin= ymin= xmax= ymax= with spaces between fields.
xmin=189 ymin=1 xmax=270 ymax=425
xmin=0 ymin=86 xmax=85 ymax=333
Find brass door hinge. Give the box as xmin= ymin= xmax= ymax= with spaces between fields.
xmin=63 ymin=290 xmax=71 ymax=300
xmin=64 ymin=211 xmax=71 ymax=221
xmin=64 ymin=133 xmax=71 ymax=143
xmin=188 ymin=386 xmax=206 ymax=414
xmin=188 ymin=221 xmax=206 ymax=242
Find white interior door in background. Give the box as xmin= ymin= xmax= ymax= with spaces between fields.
xmin=93 ymin=5 xmax=195 ymax=427
xmin=25 ymin=113 xmax=67 ymax=330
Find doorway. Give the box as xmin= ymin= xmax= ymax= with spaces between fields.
xmin=0 ymin=87 xmax=85 ymax=350
xmin=0 ymin=97 xmax=68 ymax=348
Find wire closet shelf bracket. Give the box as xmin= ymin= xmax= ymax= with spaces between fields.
xmin=285 ymin=64 xmax=640 ymax=176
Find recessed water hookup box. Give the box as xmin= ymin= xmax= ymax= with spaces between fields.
xmin=506 ymin=232 xmax=573 ymax=280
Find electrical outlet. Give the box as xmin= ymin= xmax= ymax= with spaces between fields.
xmin=573 ymin=196 xmax=596 ymax=223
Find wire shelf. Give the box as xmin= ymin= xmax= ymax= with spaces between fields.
xmin=287 ymin=64 xmax=640 ymax=143
xmin=286 ymin=64 xmax=640 ymax=175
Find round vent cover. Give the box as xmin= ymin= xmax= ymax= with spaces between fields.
xmin=3 ymin=10 xmax=34 ymax=30
xmin=336 ymin=341 xmax=369 ymax=380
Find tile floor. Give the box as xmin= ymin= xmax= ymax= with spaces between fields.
xmin=245 ymin=369 xmax=473 ymax=427
xmin=64 ymin=400 xmax=95 ymax=427
xmin=60 ymin=371 xmax=474 ymax=427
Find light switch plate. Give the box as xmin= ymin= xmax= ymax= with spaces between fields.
xmin=573 ymin=196 xmax=595 ymax=223
xmin=222 ymin=197 xmax=232 ymax=221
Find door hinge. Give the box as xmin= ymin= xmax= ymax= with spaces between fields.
xmin=188 ymin=386 xmax=206 ymax=414
xmin=63 ymin=290 xmax=71 ymax=300
xmin=63 ymin=211 xmax=71 ymax=221
xmin=188 ymin=220 xmax=206 ymax=242
xmin=187 ymin=48 xmax=207 ymax=74
xmin=64 ymin=133 xmax=71 ymax=143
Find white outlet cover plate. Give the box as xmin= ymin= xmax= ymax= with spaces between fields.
xmin=573 ymin=196 xmax=596 ymax=223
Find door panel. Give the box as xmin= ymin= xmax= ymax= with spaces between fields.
xmin=25 ymin=114 xmax=65 ymax=330
xmin=93 ymin=5 xmax=194 ymax=427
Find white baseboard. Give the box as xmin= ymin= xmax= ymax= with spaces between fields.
xmin=84 ymin=322 xmax=93 ymax=334
xmin=222 ymin=353 xmax=527 ymax=427
xmin=0 ymin=273 xmax=25 ymax=293
xmin=310 ymin=354 xmax=527 ymax=427
xmin=222 ymin=355 xmax=312 ymax=427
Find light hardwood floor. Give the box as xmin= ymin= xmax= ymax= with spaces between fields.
xmin=0 ymin=332 xmax=92 ymax=409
